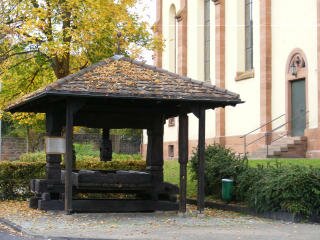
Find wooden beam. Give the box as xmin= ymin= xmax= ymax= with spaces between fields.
xmin=146 ymin=117 xmax=165 ymax=186
xmin=178 ymin=113 xmax=188 ymax=213
xmin=72 ymin=199 xmax=178 ymax=212
xmin=65 ymin=100 xmax=74 ymax=214
xmin=197 ymin=108 xmax=205 ymax=213
xmin=73 ymin=113 xmax=154 ymax=129
xmin=37 ymin=199 xmax=179 ymax=212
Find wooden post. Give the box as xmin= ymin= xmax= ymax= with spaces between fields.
xmin=100 ymin=128 xmax=112 ymax=161
xmin=146 ymin=117 xmax=164 ymax=185
xmin=45 ymin=109 xmax=63 ymax=183
xmin=146 ymin=128 xmax=152 ymax=168
xmin=197 ymin=108 xmax=205 ymax=213
xmin=65 ymin=101 xmax=74 ymax=214
xmin=178 ymin=113 xmax=188 ymax=213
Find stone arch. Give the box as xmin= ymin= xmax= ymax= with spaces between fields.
xmin=213 ymin=0 xmax=223 ymax=5
xmin=285 ymin=48 xmax=308 ymax=135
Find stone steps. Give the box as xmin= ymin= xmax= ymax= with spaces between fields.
xmin=249 ymin=136 xmax=307 ymax=159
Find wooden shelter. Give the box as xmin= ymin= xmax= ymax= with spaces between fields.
xmin=6 ymin=55 xmax=242 ymax=213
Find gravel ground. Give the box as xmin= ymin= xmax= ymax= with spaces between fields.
xmin=0 ymin=201 xmax=319 ymax=240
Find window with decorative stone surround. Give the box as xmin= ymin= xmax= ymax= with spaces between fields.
xmin=168 ymin=4 xmax=177 ymax=73
xmin=245 ymin=0 xmax=253 ymax=71
xmin=235 ymin=0 xmax=254 ymax=81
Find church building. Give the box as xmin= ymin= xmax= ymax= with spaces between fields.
xmin=143 ymin=0 xmax=320 ymax=158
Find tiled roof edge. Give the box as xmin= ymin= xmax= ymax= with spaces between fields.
xmin=120 ymin=57 xmax=240 ymax=99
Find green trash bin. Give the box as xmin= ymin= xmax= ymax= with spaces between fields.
xmin=221 ymin=178 xmax=233 ymax=202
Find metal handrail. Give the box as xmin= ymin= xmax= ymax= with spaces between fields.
xmin=241 ymin=110 xmax=309 ymax=156
xmin=268 ymin=111 xmax=309 ymax=143
xmin=240 ymin=114 xmax=285 ymax=155
xmin=240 ymin=114 xmax=285 ymax=139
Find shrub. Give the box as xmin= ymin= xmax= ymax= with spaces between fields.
xmin=19 ymin=151 xmax=46 ymax=162
xmin=75 ymin=158 xmax=146 ymax=171
xmin=18 ymin=150 xmax=143 ymax=162
xmin=0 ymin=161 xmax=46 ymax=199
xmin=237 ymin=164 xmax=320 ymax=217
xmin=190 ymin=144 xmax=248 ymax=196
xmin=0 ymin=158 xmax=146 ymax=200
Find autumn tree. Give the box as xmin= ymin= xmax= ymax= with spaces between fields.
xmin=0 ymin=0 xmax=156 ymax=138
xmin=0 ymin=0 xmax=154 ymax=106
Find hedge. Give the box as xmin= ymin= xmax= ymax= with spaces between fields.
xmin=18 ymin=151 xmax=143 ymax=162
xmin=190 ymin=144 xmax=320 ymax=218
xmin=0 ymin=161 xmax=46 ymax=200
xmin=236 ymin=164 xmax=320 ymax=217
xmin=0 ymin=158 xmax=146 ymax=200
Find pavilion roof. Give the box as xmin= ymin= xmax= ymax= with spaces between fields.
xmin=6 ymin=55 xmax=242 ymax=112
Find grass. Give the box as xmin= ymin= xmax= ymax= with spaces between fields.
xmin=163 ymin=160 xmax=197 ymax=198
xmin=248 ymin=158 xmax=320 ymax=168
xmin=74 ymin=143 xmax=99 ymax=157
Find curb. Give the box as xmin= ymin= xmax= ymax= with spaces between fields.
xmin=187 ymin=199 xmax=320 ymax=223
xmin=0 ymin=218 xmax=116 ymax=240
xmin=0 ymin=218 xmax=25 ymax=234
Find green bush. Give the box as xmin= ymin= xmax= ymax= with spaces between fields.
xmin=18 ymin=149 xmax=143 ymax=162
xmin=237 ymin=164 xmax=320 ymax=217
xmin=75 ymin=158 xmax=146 ymax=171
xmin=0 ymin=161 xmax=46 ymax=199
xmin=0 ymin=158 xmax=146 ymax=200
xmin=19 ymin=152 xmax=46 ymax=162
xmin=186 ymin=144 xmax=320 ymax=218
xmin=190 ymin=144 xmax=248 ymax=196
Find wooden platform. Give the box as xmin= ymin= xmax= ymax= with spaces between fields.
xmin=37 ymin=199 xmax=179 ymax=212
xmin=30 ymin=169 xmax=179 ymax=212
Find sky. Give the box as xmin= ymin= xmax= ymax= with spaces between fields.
xmin=134 ymin=0 xmax=156 ymax=64
xmin=135 ymin=0 xmax=156 ymax=23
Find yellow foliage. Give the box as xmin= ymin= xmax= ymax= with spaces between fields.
xmin=0 ymin=0 xmax=161 ymax=126
xmin=1 ymin=112 xmax=45 ymax=127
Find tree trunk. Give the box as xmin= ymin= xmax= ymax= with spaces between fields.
xmin=52 ymin=3 xmax=71 ymax=79
xmin=26 ymin=127 xmax=30 ymax=153
xmin=52 ymin=56 xmax=70 ymax=79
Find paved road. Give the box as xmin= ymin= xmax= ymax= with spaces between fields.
xmin=0 ymin=224 xmax=33 ymax=240
xmin=0 ymin=223 xmax=108 ymax=240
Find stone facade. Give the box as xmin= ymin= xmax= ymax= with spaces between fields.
xmin=148 ymin=0 xmax=320 ymax=159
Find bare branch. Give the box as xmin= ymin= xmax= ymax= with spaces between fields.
xmin=25 ymin=68 xmax=41 ymax=91
xmin=1 ymin=50 xmax=39 ymax=60
xmin=0 ymin=56 xmax=36 ymax=75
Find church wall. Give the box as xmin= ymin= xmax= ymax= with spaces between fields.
xmin=144 ymin=0 xmax=320 ymax=159
xmin=272 ymin=0 xmax=318 ymax=129
xmin=224 ymin=0 xmax=261 ymax=137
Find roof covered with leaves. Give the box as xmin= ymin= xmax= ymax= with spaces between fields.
xmin=6 ymin=56 xmax=242 ymax=112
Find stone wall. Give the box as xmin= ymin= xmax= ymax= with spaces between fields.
xmin=1 ymin=137 xmax=27 ymax=160
xmin=0 ymin=134 xmax=141 ymax=161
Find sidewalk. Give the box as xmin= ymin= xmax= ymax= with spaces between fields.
xmin=0 ymin=201 xmax=319 ymax=240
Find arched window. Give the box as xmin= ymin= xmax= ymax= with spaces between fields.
xmin=168 ymin=4 xmax=177 ymax=73
xmin=168 ymin=5 xmax=177 ymax=127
